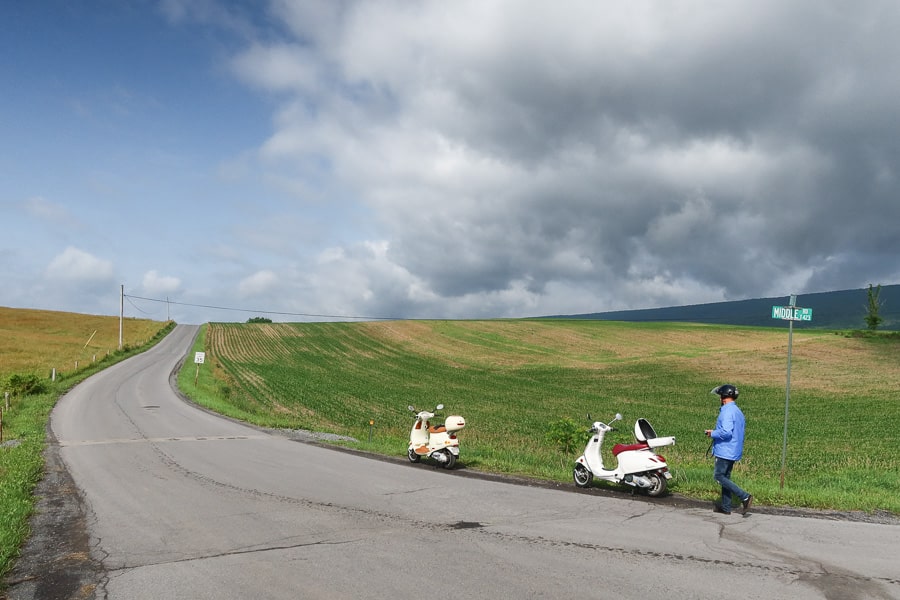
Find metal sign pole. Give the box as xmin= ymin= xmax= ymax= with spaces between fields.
xmin=780 ymin=314 xmax=793 ymax=490
xmin=770 ymin=294 xmax=812 ymax=490
xmin=779 ymin=294 xmax=797 ymax=490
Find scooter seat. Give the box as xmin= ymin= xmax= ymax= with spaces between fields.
xmin=612 ymin=442 xmax=649 ymax=456
xmin=428 ymin=426 xmax=447 ymax=434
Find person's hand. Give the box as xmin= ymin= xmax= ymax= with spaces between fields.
xmin=705 ymin=429 xmax=712 ymax=437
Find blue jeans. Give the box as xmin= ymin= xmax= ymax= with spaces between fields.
xmin=714 ymin=457 xmax=749 ymax=512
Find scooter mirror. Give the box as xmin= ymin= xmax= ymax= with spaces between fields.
xmin=614 ymin=413 xmax=623 ymax=421
xmin=408 ymin=405 xmax=415 ymax=411
xmin=436 ymin=404 xmax=444 ymax=410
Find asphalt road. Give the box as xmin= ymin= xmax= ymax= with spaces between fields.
xmin=6 ymin=325 xmax=899 ymax=599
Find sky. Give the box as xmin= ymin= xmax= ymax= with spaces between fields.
xmin=2 ymin=1 xmax=899 ymax=325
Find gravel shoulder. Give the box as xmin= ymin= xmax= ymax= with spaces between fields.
xmin=4 ymin=428 xmax=102 ymax=600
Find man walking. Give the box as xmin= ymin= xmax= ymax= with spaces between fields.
xmin=705 ymin=384 xmax=753 ymax=515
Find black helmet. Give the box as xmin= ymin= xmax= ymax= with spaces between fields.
xmin=711 ymin=384 xmax=739 ymax=400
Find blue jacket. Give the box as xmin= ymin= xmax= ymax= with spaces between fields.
xmin=711 ymin=402 xmax=746 ymax=461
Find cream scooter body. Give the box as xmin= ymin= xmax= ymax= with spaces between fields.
xmin=407 ymin=404 xmax=466 ymax=469
xmin=573 ymin=413 xmax=675 ymax=497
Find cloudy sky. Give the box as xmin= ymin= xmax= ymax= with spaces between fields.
xmin=2 ymin=1 xmax=899 ymax=324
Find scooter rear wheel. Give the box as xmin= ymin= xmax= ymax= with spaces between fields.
xmin=407 ymin=447 xmax=421 ymax=463
xmin=644 ymin=472 xmax=667 ymax=497
xmin=573 ymin=463 xmax=593 ymax=488
xmin=441 ymin=450 xmax=457 ymax=469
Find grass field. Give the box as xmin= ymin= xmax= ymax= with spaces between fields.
xmin=0 ymin=306 xmax=166 ymax=380
xmin=179 ymin=319 xmax=900 ymax=515
xmin=0 ymin=307 xmax=172 ymax=587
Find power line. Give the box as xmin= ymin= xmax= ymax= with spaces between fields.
xmin=124 ymin=294 xmax=160 ymax=317
xmin=123 ymin=294 xmax=401 ymax=321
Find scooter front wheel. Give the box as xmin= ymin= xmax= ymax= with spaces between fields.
xmin=573 ymin=463 xmax=593 ymax=488
xmin=407 ymin=447 xmax=421 ymax=463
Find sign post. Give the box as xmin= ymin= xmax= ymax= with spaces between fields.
xmin=194 ymin=352 xmax=206 ymax=386
xmin=771 ymin=295 xmax=812 ymax=489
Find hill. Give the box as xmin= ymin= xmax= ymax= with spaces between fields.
xmin=549 ymin=284 xmax=900 ymax=330
xmin=0 ymin=306 xmax=169 ymax=379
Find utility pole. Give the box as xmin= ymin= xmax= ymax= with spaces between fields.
xmin=119 ymin=284 xmax=124 ymax=350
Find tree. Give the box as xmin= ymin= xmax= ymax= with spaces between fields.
xmin=864 ymin=284 xmax=883 ymax=331
xmin=247 ymin=317 xmax=273 ymax=324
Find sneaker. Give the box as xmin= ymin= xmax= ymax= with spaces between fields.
xmin=742 ymin=495 xmax=753 ymax=514
xmin=713 ymin=506 xmax=731 ymax=515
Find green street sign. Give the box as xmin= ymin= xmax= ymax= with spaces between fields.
xmin=771 ymin=306 xmax=813 ymax=321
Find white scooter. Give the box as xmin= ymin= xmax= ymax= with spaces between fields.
xmin=573 ymin=413 xmax=675 ymax=497
xmin=407 ymin=404 xmax=466 ymax=469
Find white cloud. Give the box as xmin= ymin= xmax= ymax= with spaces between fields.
xmin=231 ymin=43 xmax=320 ymax=94
xmin=45 ymin=247 xmax=114 ymax=282
xmin=25 ymin=196 xmax=71 ymax=222
xmin=239 ymin=270 xmax=279 ymax=296
xmin=142 ymin=270 xmax=182 ymax=295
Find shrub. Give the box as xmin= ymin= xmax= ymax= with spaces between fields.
xmin=545 ymin=417 xmax=583 ymax=455
xmin=5 ymin=373 xmax=47 ymax=397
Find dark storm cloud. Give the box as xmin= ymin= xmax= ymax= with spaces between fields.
xmin=236 ymin=0 xmax=900 ymax=317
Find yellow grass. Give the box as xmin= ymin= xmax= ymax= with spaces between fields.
xmin=359 ymin=320 xmax=899 ymax=394
xmin=0 ymin=306 xmax=169 ymax=380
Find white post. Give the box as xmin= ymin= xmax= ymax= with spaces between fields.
xmin=119 ymin=284 xmax=124 ymax=350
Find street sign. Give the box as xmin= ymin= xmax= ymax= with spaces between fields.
xmin=771 ymin=295 xmax=812 ymax=490
xmin=193 ymin=352 xmax=206 ymax=385
xmin=771 ymin=306 xmax=813 ymax=321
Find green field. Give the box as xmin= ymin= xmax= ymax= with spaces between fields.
xmin=179 ymin=319 xmax=900 ymax=514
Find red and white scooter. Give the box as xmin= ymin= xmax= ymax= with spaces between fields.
xmin=573 ymin=413 xmax=675 ymax=497
xmin=407 ymin=404 xmax=466 ymax=469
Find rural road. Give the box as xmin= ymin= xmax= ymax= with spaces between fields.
xmin=6 ymin=324 xmax=899 ymax=600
